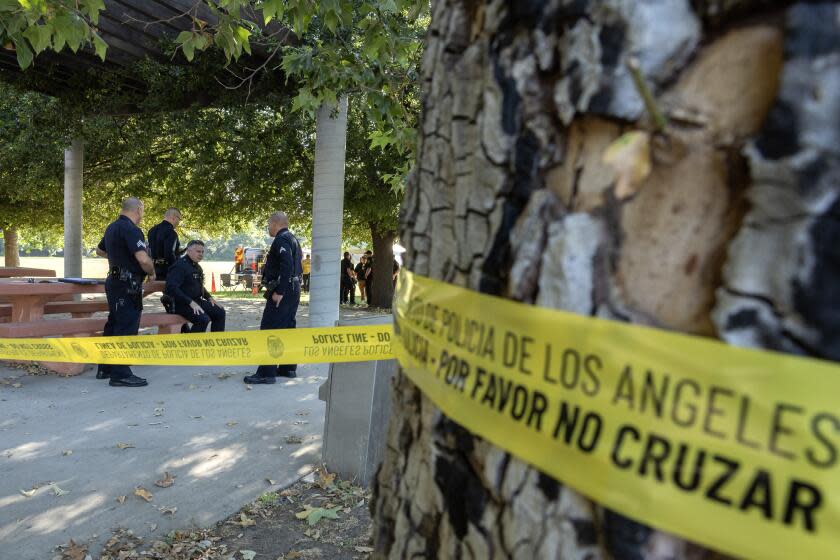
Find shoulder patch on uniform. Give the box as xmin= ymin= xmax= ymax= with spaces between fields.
xmin=137 ymin=240 xmax=147 ymax=249
xmin=279 ymin=247 xmax=287 ymax=253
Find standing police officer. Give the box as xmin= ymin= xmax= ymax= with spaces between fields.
xmin=244 ymin=211 xmax=303 ymax=385
xmin=165 ymin=240 xmax=226 ymax=333
xmin=94 ymin=197 xmax=156 ymax=388
xmin=148 ymin=207 xmax=182 ymax=280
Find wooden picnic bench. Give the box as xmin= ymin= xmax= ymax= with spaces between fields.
xmin=0 ymin=279 xmax=184 ymax=375
xmin=0 ymin=266 xmax=56 ymax=278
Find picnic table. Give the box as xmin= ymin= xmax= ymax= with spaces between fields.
xmin=0 ymin=279 xmax=180 ymax=375
xmin=0 ymin=266 xmax=57 ymax=278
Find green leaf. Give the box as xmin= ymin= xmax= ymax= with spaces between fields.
xmin=82 ymin=0 xmax=105 ymax=24
xmin=234 ymin=26 xmax=251 ymax=55
xmin=260 ymin=0 xmax=284 ymax=24
xmin=0 ymin=0 xmax=21 ymax=12
xmin=175 ymin=30 xmax=193 ymax=44
xmin=22 ymin=24 xmax=50 ymax=53
xmin=14 ymin=39 xmax=32 ymax=69
xmin=182 ymin=37 xmax=195 ymax=61
xmin=91 ymin=30 xmax=107 ymax=61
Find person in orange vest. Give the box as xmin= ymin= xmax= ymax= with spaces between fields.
xmin=234 ymin=245 xmax=245 ymax=274
xmin=302 ymin=254 xmax=311 ymax=293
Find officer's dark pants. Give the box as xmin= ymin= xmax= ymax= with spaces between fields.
xmin=176 ymin=299 xmax=226 ymax=333
xmin=340 ymin=279 xmax=355 ymax=304
xmin=256 ymin=280 xmax=300 ymax=378
xmin=97 ymin=277 xmax=142 ymax=380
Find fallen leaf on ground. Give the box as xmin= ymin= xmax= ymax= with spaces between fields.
xmin=135 ymin=486 xmax=153 ymax=502
xmin=217 ymin=372 xmax=233 ymax=380
xmin=285 ymin=435 xmax=303 ymax=444
xmin=116 ymin=442 xmax=135 ymax=450
xmin=51 ymin=484 xmax=69 ymax=496
xmin=192 ymin=415 xmax=203 ymax=419
xmin=295 ymin=505 xmax=340 ymax=526
xmin=148 ymin=523 xmax=158 ymax=533
xmin=266 ymin=479 xmax=277 ymax=485
xmin=116 ymin=495 xmax=126 ymax=504
xmin=19 ymin=488 xmax=36 ymax=497
xmin=295 ymin=410 xmax=309 ymax=416
xmin=58 ymin=538 xmax=88 ymax=560
xmin=226 ymin=421 xmax=238 ymax=427
xmin=155 ymin=472 xmax=176 ymax=488
xmin=293 ymin=420 xmax=309 ymax=425
xmin=188 ymin=384 xmax=198 ymax=390
xmin=232 ymin=513 xmax=256 ymax=527
xmin=245 ymin=385 xmax=252 ymax=390
xmin=148 ymin=422 xmax=163 ymax=426
xmin=355 ymin=546 xmax=374 ymax=553
xmin=240 ymin=550 xmax=257 ymax=560
xmin=158 ymin=505 xmax=177 ymax=515
xmin=154 ymin=407 xmax=164 ymax=417
xmin=62 ymin=450 xmax=73 ymax=456
xmin=11 ymin=382 xmax=22 ymax=388
xmin=316 ymin=469 xmax=336 ymax=489
xmin=286 ymin=552 xmax=303 ymax=560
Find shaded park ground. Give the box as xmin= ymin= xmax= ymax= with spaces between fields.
xmin=0 ymin=298 xmax=380 ymax=559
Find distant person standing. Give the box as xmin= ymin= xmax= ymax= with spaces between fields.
xmin=234 ymin=245 xmax=245 ymax=274
xmin=302 ymin=254 xmax=311 ymax=293
xmin=94 ymin=197 xmax=156 ymax=388
xmin=244 ymin=211 xmax=303 ymax=385
xmin=340 ymin=252 xmax=355 ymax=305
xmin=355 ymin=255 xmax=367 ymax=303
xmin=147 ymin=208 xmax=182 ymax=280
xmin=363 ymin=250 xmax=374 ymax=304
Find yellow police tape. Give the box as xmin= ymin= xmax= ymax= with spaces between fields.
xmin=0 ymin=325 xmax=394 ymax=365
xmin=0 ymin=272 xmax=836 ymax=558
xmin=392 ymin=270 xmax=840 ymax=560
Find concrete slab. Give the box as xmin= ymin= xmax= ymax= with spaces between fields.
xmin=0 ymin=300 xmax=381 ymax=559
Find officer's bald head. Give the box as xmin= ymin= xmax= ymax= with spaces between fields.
xmin=121 ymin=197 xmax=144 ymax=224
xmin=268 ymin=212 xmax=289 ymax=236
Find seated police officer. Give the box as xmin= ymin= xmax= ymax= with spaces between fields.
xmin=94 ymin=197 xmax=156 ymax=388
xmin=165 ymin=240 xmax=226 ymax=333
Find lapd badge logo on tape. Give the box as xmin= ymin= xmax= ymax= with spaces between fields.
xmin=267 ymin=335 xmax=284 ymax=359
xmin=71 ymin=342 xmax=89 ymax=359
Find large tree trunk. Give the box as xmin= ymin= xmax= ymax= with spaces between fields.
xmin=373 ymin=1 xmax=837 ymax=558
xmin=369 ymin=223 xmax=396 ymax=309
xmin=309 ymin=98 xmax=349 ymax=328
xmin=3 ymin=227 xmax=19 ymax=267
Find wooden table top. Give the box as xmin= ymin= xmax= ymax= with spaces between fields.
xmin=0 ymin=267 xmax=56 ymax=278
xmin=0 ymin=279 xmax=164 ymax=296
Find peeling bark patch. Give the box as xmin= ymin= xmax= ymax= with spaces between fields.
xmin=434 ymin=455 xmax=487 ymax=539
xmin=793 ymin=196 xmax=840 ymax=360
xmin=786 ymin=3 xmax=840 ymax=59
xmin=571 ymin=518 xmax=599 ymax=547
xmin=598 ymin=21 xmax=626 ymax=68
xmin=537 ymin=472 xmax=560 ymax=501
xmin=603 ymin=510 xmax=652 ymax=560
xmin=725 ymin=308 xmax=760 ymax=331
xmin=754 ymin=99 xmax=800 ymax=159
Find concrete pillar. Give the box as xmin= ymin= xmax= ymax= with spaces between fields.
xmin=309 ymin=98 xmax=348 ymax=328
xmin=64 ymin=138 xmax=83 ymax=279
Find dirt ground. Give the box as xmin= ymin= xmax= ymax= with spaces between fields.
xmin=53 ymin=469 xmax=374 ymax=560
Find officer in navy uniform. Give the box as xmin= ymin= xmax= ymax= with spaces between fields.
xmin=165 ymin=240 xmax=226 ymax=333
xmin=94 ymin=197 xmax=156 ymax=388
xmin=147 ymin=207 xmax=182 ymax=280
xmin=244 ymin=211 xmax=303 ymax=385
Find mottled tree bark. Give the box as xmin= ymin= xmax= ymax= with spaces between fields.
xmin=373 ymin=1 xmax=839 ymax=558
xmin=3 ymin=227 xmax=19 ymax=267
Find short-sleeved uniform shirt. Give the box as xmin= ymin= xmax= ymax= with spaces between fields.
xmin=98 ymin=215 xmax=148 ymax=276
xmin=262 ymin=228 xmax=303 ymax=297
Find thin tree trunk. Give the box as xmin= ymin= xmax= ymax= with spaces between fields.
xmin=3 ymin=227 xmax=19 ymax=267
xmin=369 ymin=224 xmax=396 ymax=309
xmin=373 ymin=1 xmax=833 ymax=558
xmin=309 ymin=97 xmax=349 ymax=328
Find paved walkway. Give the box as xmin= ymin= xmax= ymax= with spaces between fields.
xmin=0 ymin=300 xmax=381 ymax=559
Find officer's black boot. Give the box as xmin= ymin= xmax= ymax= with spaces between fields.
xmin=109 ymin=374 xmax=148 ymax=387
xmin=244 ymin=374 xmax=276 ymax=384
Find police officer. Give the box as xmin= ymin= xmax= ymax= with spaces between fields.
xmin=147 ymin=207 xmax=182 ymax=280
xmin=94 ymin=197 xmax=156 ymax=388
xmin=244 ymin=211 xmax=303 ymax=385
xmin=165 ymin=240 xmax=226 ymax=333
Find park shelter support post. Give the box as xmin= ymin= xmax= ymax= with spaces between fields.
xmin=64 ymin=138 xmax=84 ymax=280
xmin=309 ymin=98 xmax=348 ymax=328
